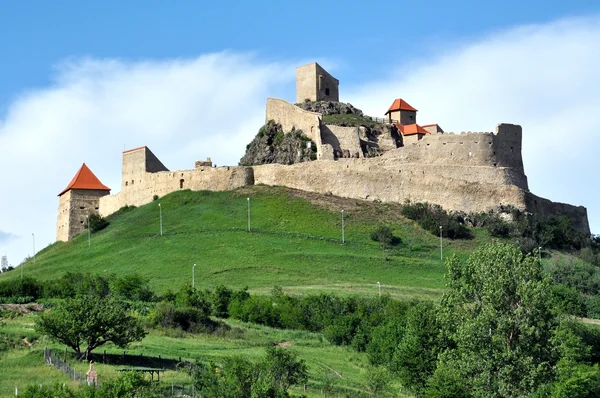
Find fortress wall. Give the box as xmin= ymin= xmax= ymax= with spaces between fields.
xmin=525 ymin=193 xmax=591 ymax=235
xmin=265 ymin=98 xmax=322 ymax=146
xmin=296 ymin=64 xmax=317 ymax=103
xmin=322 ymin=125 xmax=363 ymax=158
xmin=382 ymin=128 xmax=529 ymax=190
xmin=493 ymin=123 xmax=524 ymax=172
xmin=252 ymin=159 xmax=527 ymax=214
xmin=99 ymin=166 xmax=253 ymax=216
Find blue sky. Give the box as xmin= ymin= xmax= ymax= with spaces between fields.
xmin=1 ymin=1 xmax=599 ymax=266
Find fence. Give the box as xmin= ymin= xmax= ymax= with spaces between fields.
xmin=362 ymin=115 xmax=399 ymax=124
xmin=43 ymin=347 xmax=85 ymax=383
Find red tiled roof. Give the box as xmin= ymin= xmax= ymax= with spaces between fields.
xmin=385 ymin=98 xmax=418 ymax=114
xmin=420 ymin=123 xmax=438 ymax=127
xmin=58 ymin=163 xmax=111 ymax=196
xmin=394 ymin=123 xmax=430 ymax=136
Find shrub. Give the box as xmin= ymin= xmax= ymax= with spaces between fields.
xmin=87 ymin=213 xmax=109 ymax=232
xmin=370 ymin=226 xmax=395 ymax=248
xmin=401 ymin=201 xmax=471 ymax=239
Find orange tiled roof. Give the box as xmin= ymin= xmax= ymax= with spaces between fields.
xmin=394 ymin=123 xmax=430 ymax=136
xmin=58 ymin=163 xmax=111 ymax=196
xmin=385 ymin=98 xmax=418 ymax=114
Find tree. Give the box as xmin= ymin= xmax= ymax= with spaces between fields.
xmin=36 ymin=295 xmax=146 ymax=359
xmin=432 ymin=243 xmax=557 ymax=398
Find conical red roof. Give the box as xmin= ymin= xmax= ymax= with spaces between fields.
xmin=58 ymin=163 xmax=110 ymax=196
xmin=385 ymin=98 xmax=418 ymax=114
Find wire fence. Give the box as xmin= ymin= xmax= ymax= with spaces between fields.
xmin=43 ymin=347 xmax=85 ymax=383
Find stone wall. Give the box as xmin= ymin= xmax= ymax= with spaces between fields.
xmin=525 ymin=193 xmax=591 ymax=235
xmin=99 ymin=163 xmax=253 ymax=216
xmin=265 ymin=98 xmax=322 ymax=146
xmin=252 ymin=159 xmax=528 ymax=215
xmin=57 ymin=189 xmax=109 ymax=241
xmin=321 ymin=125 xmax=363 ymax=158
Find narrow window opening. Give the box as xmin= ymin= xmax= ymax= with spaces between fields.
xmin=131 ymin=180 xmax=134 ymax=185
xmin=79 ymin=206 xmax=85 ymax=210
xmin=125 ymin=181 xmax=128 ymax=186
xmin=179 ymin=179 xmax=184 ymax=189
xmin=325 ymin=88 xmax=330 ymax=96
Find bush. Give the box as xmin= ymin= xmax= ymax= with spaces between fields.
xmin=370 ymin=226 xmax=396 ymax=248
xmin=87 ymin=213 xmax=109 ymax=232
xmin=401 ymin=201 xmax=471 ymax=239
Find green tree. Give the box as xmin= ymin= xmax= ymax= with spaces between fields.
xmin=433 ymin=243 xmax=557 ymax=398
xmin=36 ymin=295 xmax=147 ymax=359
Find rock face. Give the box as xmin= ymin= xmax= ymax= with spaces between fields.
xmin=239 ymin=121 xmax=317 ymax=166
xmin=297 ymin=100 xmax=363 ymax=116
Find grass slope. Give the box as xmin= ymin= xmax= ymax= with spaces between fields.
xmin=1 ymin=186 xmax=490 ymax=298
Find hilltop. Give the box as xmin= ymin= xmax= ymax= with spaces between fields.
xmin=2 ymin=186 xmax=492 ymax=299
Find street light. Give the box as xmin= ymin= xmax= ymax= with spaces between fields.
xmin=192 ymin=264 xmax=196 ymax=289
xmin=439 ymin=226 xmax=443 ymax=261
xmin=341 ymin=210 xmax=345 ymax=244
xmin=377 ymin=281 xmax=381 ymax=297
xmin=32 ymin=233 xmax=36 ymax=263
xmin=158 ymin=203 xmax=163 ymax=236
xmin=538 ymin=246 xmax=542 ymax=263
xmin=87 ymin=215 xmax=91 ymax=248
xmin=247 ymin=198 xmax=251 ymax=232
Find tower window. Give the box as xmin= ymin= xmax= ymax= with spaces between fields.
xmin=180 ymin=179 xmax=184 ymax=189
xmin=325 ymin=88 xmax=330 ymax=96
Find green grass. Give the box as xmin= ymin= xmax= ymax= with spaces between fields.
xmin=0 ymin=313 xmax=408 ymax=398
xmin=1 ymin=186 xmax=490 ymax=298
xmin=322 ymin=113 xmax=383 ymax=128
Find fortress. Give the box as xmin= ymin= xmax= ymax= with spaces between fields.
xmin=56 ymin=62 xmax=590 ymax=241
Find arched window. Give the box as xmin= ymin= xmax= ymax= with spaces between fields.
xmin=180 ymin=179 xmax=184 ymax=189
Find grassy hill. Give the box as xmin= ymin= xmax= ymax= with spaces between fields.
xmin=1 ymin=185 xmax=492 ymax=299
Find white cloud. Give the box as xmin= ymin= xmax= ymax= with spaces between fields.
xmin=0 ymin=53 xmax=296 ymax=264
xmin=345 ymin=15 xmax=600 ymax=235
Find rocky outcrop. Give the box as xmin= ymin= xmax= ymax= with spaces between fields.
xmin=297 ymin=100 xmax=364 ymax=116
xmin=239 ymin=121 xmax=317 ymax=166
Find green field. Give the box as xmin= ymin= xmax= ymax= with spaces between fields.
xmin=0 ymin=186 xmax=510 ymax=396
xmin=0 ymin=186 xmax=491 ymax=299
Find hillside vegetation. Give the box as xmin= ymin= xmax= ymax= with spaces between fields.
xmin=1 ymin=186 xmax=492 ymax=299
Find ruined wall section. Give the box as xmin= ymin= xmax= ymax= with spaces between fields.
xmin=382 ymin=125 xmax=528 ymax=190
xmin=252 ymin=159 xmax=528 ymax=215
xmin=100 ymin=166 xmax=253 ymax=216
xmin=321 ymin=125 xmax=363 ymax=158
xmin=57 ymin=189 xmax=109 ymax=241
xmin=525 ymin=193 xmax=591 ymax=235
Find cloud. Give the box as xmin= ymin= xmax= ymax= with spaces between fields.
xmin=0 ymin=53 xmax=296 ymax=263
xmin=345 ymin=15 xmax=600 ymax=234
xmin=0 ymin=231 xmax=18 ymax=244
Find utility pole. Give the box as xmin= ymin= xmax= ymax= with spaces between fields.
xmin=247 ymin=198 xmax=251 ymax=232
xmin=377 ymin=281 xmax=381 ymax=297
xmin=158 ymin=203 xmax=163 ymax=236
xmin=341 ymin=210 xmax=345 ymax=244
xmin=439 ymin=226 xmax=443 ymax=261
xmin=32 ymin=233 xmax=36 ymax=263
xmin=192 ymin=264 xmax=196 ymax=289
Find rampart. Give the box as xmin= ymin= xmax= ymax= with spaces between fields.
xmin=265 ymin=98 xmax=322 ymax=148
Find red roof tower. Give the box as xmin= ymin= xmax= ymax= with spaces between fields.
xmin=58 ymin=163 xmax=111 ymax=196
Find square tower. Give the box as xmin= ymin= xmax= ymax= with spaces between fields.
xmin=296 ymin=62 xmax=339 ymax=103
xmin=56 ymin=163 xmax=111 ymax=241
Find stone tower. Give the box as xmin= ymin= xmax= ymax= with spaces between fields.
xmin=56 ymin=163 xmax=111 ymax=242
xmin=296 ymin=62 xmax=339 ymax=103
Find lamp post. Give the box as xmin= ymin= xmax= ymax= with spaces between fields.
xmin=538 ymin=246 xmax=542 ymax=263
xmin=87 ymin=215 xmax=91 ymax=248
xmin=439 ymin=226 xmax=443 ymax=261
xmin=247 ymin=198 xmax=251 ymax=232
xmin=192 ymin=264 xmax=196 ymax=289
xmin=377 ymin=281 xmax=381 ymax=298
xmin=158 ymin=203 xmax=163 ymax=236
xmin=32 ymin=233 xmax=36 ymax=263
xmin=341 ymin=210 xmax=345 ymax=244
